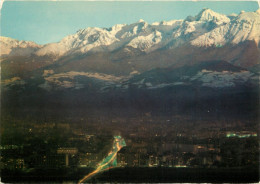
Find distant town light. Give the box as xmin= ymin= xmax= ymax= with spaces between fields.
xmin=226 ymin=132 xmax=257 ymax=138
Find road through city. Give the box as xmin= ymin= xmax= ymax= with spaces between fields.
xmin=78 ymin=136 xmax=126 ymax=183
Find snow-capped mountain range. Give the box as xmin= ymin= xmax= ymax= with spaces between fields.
xmin=1 ymin=8 xmax=260 ymax=58
xmin=1 ymin=8 xmax=259 ymax=118
xmin=1 ymin=8 xmax=259 ymax=92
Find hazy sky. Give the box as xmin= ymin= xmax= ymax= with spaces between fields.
xmin=0 ymin=1 xmax=259 ymax=44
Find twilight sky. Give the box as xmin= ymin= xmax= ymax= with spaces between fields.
xmin=0 ymin=1 xmax=259 ymax=44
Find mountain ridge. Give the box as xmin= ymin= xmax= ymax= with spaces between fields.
xmin=1 ymin=8 xmax=259 ymax=58
xmin=1 ymin=8 xmax=259 ymax=91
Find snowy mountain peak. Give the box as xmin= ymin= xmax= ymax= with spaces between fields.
xmin=240 ymin=10 xmax=246 ymax=14
xmin=0 ymin=36 xmax=41 ymax=56
xmin=110 ymin=24 xmax=126 ymax=33
xmin=195 ymin=8 xmax=230 ymax=23
xmin=191 ymin=8 xmax=260 ymax=47
xmin=231 ymin=10 xmax=260 ymax=44
xmin=138 ymin=19 xmax=145 ymax=23
xmin=0 ymin=36 xmax=40 ymax=49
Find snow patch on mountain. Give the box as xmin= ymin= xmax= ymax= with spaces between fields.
xmin=43 ymin=70 xmax=54 ymax=77
xmin=116 ymin=67 xmax=256 ymax=90
xmin=190 ymin=69 xmax=253 ymax=88
xmin=127 ymin=31 xmax=162 ymax=51
xmin=148 ymin=82 xmax=185 ymax=89
xmin=191 ymin=24 xmax=229 ymax=46
xmin=130 ymin=70 xmax=140 ymax=75
xmin=110 ymin=24 xmax=126 ymax=35
xmin=152 ymin=20 xmax=182 ymax=26
xmin=1 ymin=77 xmax=25 ymax=86
xmin=118 ymin=21 xmax=149 ymax=39
xmin=151 ymin=20 xmax=183 ymax=32
xmin=40 ymin=71 xmax=125 ymax=90
xmin=44 ymin=71 xmax=124 ymax=82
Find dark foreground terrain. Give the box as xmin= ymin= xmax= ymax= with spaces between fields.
xmin=90 ymin=167 xmax=260 ymax=183
xmin=1 ymin=167 xmax=259 ymax=183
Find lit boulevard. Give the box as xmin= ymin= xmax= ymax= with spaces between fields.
xmin=78 ymin=136 xmax=126 ymax=183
